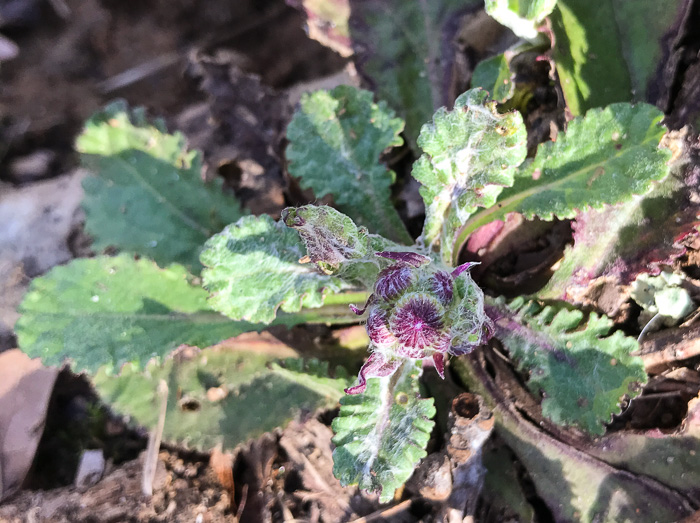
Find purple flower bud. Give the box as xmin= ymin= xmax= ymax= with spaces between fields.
xmin=366 ymin=307 xmax=396 ymax=348
xmin=345 ymin=353 xmax=402 ymax=394
xmin=376 ymin=251 xmax=430 ymax=267
xmin=375 ymin=264 xmax=415 ymax=300
xmin=390 ymin=296 xmax=447 ymax=356
xmin=431 ymin=270 xmax=454 ymax=305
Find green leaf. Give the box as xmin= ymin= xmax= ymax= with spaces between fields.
xmin=485 ymin=0 xmax=557 ymax=39
xmin=348 ymin=0 xmax=481 ymax=149
xmin=455 ymin=102 xmax=670 ymax=263
xmin=550 ymin=0 xmax=690 ymax=115
xmin=286 ymin=86 xmax=411 ymax=244
xmin=94 ymin=351 xmax=350 ymax=450
xmin=332 ymin=361 xmax=435 ymax=502
xmin=15 ymin=255 xmax=256 ymax=373
xmin=282 ymin=205 xmax=404 ymax=288
xmin=471 ymin=54 xmax=515 ymax=103
xmin=411 ymin=88 xmax=527 ymax=263
xmin=77 ymin=101 xmax=245 ymax=272
xmin=488 ymin=297 xmax=647 ymax=435
xmin=200 ymin=214 xmax=347 ymax=324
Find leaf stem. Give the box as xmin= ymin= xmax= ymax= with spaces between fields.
xmin=276 ymin=291 xmax=371 ymax=325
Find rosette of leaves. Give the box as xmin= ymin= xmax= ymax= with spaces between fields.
xmin=198 ymin=85 xmax=670 ymax=501
xmin=17 ymin=81 xmax=673 ymax=505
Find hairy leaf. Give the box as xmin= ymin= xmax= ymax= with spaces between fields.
xmin=94 ymin=350 xmax=349 ymax=450
xmin=550 ymin=0 xmax=689 ymax=115
xmin=488 ymin=297 xmax=647 ymax=435
xmin=282 ymin=205 xmax=402 ymax=287
xmin=77 ymin=101 xmax=244 ymax=271
xmin=455 ymin=103 xmax=670 ymax=263
xmin=286 ymin=86 xmax=411 ymax=244
xmin=540 ymin=168 xmax=700 ymax=301
xmin=201 ymin=214 xmax=347 ymax=324
xmin=15 ymin=255 xmax=255 ymax=373
xmin=348 ymin=0 xmax=481 ymax=149
xmin=332 ymin=361 xmax=435 ymax=502
xmin=412 ymin=88 xmax=527 ymax=263
xmin=471 ymin=54 xmax=515 ymax=103
xmin=485 ymin=0 xmax=557 ymax=39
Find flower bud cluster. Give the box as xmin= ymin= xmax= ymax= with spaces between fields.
xmin=346 ymin=251 xmax=492 ymax=394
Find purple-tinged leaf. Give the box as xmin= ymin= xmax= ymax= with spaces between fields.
xmin=540 ymin=152 xmax=700 ymax=303
xmin=349 ymin=294 xmax=375 ymax=315
xmin=432 ymin=353 xmax=445 ymax=378
xmin=452 ymin=262 xmax=479 ymax=278
xmin=485 ymin=297 xmax=647 ymax=435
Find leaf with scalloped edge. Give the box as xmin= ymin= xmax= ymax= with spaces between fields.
xmin=485 ymin=0 xmax=557 ymax=40
xmin=412 ymin=88 xmax=527 ymax=263
xmin=282 ymin=205 xmax=406 ymax=288
xmin=454 ymin=102 xmax=671 ymax=264
xmin=201 ymin=214 xmax=349 ymax=324
xmin=332 ymin=360 xmax=435 ymax=503
xmin=77 ymin=101 xmax=244 ymax=272
xmin=94 ymin=349 xmax=350 ymax=450
xmin=487 ymin=297 xmax=647 ymax=435
xmin=286 ymin=86 xmax=411 ymax=244
xmin=540 ymin=159 xmax=700 ymax=302
xmin=348 ymin=0 xmax=481 ymax=150
xmin=15 ymin=255 xmax=259 ymax=373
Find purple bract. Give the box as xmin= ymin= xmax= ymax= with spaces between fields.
xmin=375 ymin=264 xmax=415 ymax=300
xmin=431 ymin=271 xmax=454 ymax=305
xmin=366 ymin=307 xmax=397 ymax=348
